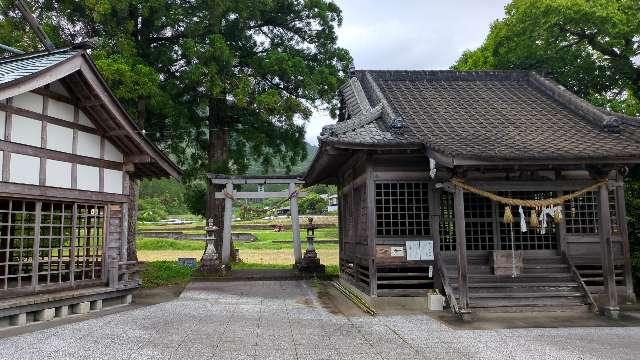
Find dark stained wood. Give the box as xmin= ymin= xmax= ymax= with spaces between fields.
xmin=0 ymin=140 xmax=123 ymax=170
xmin=366 ymin=158 xmax=377 ymax=296
xmin=2 ymin=98 xmax=12 ymax=182
xmin=0 ymin=103 xmax=99 ymax=135
xmin=0 ymin=182 xmax=128 ymax=203
xmin=615 ymin=179 xmax=636 ymax=303
xmin=597 ymin=183 xmax=618 ymax=309
xmin=454 ymin=186 xmax=469 ymax=310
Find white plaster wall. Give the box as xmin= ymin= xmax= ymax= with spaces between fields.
xmin=78 ymin=110 xmax=95 ymax=128
xmin=46 ymin=123 xmax=73 ymax=153
xmin=13 ymin=92 xmax=43 ymax=113
xmin=48 ymin=99 xmax=75 ymax=122
xmin=45 ymin=160 xmax=72 ymax=188
xmin=0 ymin=110 xmax=5 ymax=140
xmin=10 ymin=153 xmax=40 ymax=185
xmin=11 ymin=115 xmax=42 ymax=147
xmin=76 ymin=164 xmax=100 ymax=191
xmin=77 ymin=131 xmax=101 ymax=158
xmin=104 ymin=169 xmax=123 ymax=194
xmin=0 ymin=151 xmax=3 ymax=174
xmin=104 ymin=140 xmax=123 ymax=162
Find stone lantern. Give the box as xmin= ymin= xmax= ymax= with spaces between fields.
xmin=297 ymin=217 xmax=325 ymax=273
xmin=198 ymin=218 xmax=225 ymax=273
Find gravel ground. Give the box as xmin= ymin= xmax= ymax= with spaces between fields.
xmin=0 ymin=280 xmax=638 ymax=360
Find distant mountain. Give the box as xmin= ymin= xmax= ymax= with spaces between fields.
xmin=246 ymin=142 xmax=318 ymax=176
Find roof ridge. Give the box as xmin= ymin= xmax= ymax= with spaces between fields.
xmin=0 ymin=47 xmax=76 ymax=64
xmin=527 ymin=72 xmax=624 ymax=133
xmin=356 ymin=69 xmax=531 ymax=82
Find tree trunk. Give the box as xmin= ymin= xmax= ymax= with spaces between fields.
xmin=206 ymin=97 xmax=229 ymax=253
xmin=127 ymin=179 xmax=139 ymax=262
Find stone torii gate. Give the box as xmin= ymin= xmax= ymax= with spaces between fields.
xmin=209 ymin=175 xmax=306 ymax=265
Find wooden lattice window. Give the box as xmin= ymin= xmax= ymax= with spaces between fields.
xmin=564 ymin=190 xmax=619 ymax=235
xmin=375 ymin=182 xmax=430 ymax=237
xmin=440 ymin=192 xmax=455 ymax=251
xmin=463 ymin=193 xmax=494 ymax=251
xmin=0 ymin=199 xmax=36 ymax=290
xmin=74 ymin=204 xmax=105 ymax=282
xmin=564 ymin=191 xmax=598 ymax=234
xmin=38 ymin=202 xmax=73 ymax=285
xmin=499 ymin=191 xmax=557 ymax=250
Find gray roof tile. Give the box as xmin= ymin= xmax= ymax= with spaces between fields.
xmin=0 ymin=49 xmax=78 ymax=86
xmin=319 ymin=70 xmax=640 ymax=162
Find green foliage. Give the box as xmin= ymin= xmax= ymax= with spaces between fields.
xmin=0 ymin=0 xmax=350 ymax=181
xmin=138 ymin=198 xmax=168 ymax=222
xmin=452 ymin=0 xmax=640 ymax=116
xmin=298 ymin=192 xmax=328 ymax=215
xmin=140 ymin=178 xmax=189 ymax=215
xmin=140 ymin=261 xmax=194 ymax=288
xmin=137 ymin=238 xmax=205 ymax=251
xmin=184 ymin=181 xmax=208 ymax=217
xmin=236 ymin=228 xmax=338 ymax=250
xmin=625 ymin=169 xmax=640 ymax=292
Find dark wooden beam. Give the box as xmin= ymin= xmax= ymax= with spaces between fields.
xmin=0 ymin=182 xmax=128 ymax=203
xmin=78 ymin=99 xmax=104 ymax=108
xmin=0 ymin=140 xmax=124 ymax=171
xmin=614 ymin=175 xmax=636 ymax=304
xmin=454 ymin=186 xmax=470 ymax=311
xmin=597 ymin=183 xmax=619 ymax=317
xmin=0 ymin=103 xmax=99 ymax=135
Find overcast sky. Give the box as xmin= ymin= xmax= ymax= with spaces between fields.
xmin=304 ymin=0 xmax=510 ymax=145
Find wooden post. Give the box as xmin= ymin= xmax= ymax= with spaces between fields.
xmin=615 ymin=181 xmax=636 ymax=303
xmin=454 ymin=186 xmax=470 ymax=311
xmin=366 ymin=162 xmax=377 ymax=296
xmin=290 ymin=182 xmax=302 ymax=263
xmin=31 ymin=201 xmax=42 ymax=289
xmin=221 ymin=182 xmax=233 ymax=264
xmin=598 ymin=183 xmax=619 ymax=316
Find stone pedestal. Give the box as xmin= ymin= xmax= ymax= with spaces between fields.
xmin=198 ymin=223 xmax=227 ymax=274
xmin=297 ymin=249 xmax=325 ymax=274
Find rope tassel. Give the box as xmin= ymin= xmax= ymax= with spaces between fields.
xmin=503 ymin=206 xmax=513 ymax=224
xmin=530 ymin=209 xmax=539 ymax=228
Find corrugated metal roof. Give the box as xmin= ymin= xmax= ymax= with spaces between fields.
xmin=0 ymin=48 xmax=77 ymax=86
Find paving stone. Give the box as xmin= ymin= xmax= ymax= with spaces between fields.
xmin=0 ymin=280 xmax=639 ymax=360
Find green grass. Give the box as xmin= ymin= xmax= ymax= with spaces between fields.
xmin=137 ymin=238 xmax=205 ymax=251
xmin=140 ymin=261 xmax=195 ymax=288
xmin=236 ymin=229 xmax=338 ymax=250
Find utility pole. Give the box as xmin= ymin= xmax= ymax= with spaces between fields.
xmin=14 ymin=0 xmax=55 ymax=51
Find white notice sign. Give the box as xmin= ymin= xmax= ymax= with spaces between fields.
xmin=406 ymin=240 xmax=434 ymax=261
xmin=390 ymin=247 xmax=405 ymax=257
xmin=420 ymin=240 xmax=434 ymax=261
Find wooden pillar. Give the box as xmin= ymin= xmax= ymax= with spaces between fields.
xmin=221 ymin=182 xmax=233 ymax=264
xmin=597 ymin=183 xmax=619 ymax=316
xmin=454 ymin=187 xmax=469 ymax=311
xmin=429 ymin=186 xmax=442 ymax=289
xmin=615 ymin=180 xmax=636 ymax=303
xmin=290 ymin=182 xmax=302 ymax=263
xmin=366 ymin=163 xmax=377 ymax=296
xmin=31 ymin=201 xmax=42 ymax=289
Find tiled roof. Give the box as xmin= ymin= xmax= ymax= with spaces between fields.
xmin=319 ymin=70 xmax=640 ymax=162
xmin=0 ymin=48 xmax=78 ymax=86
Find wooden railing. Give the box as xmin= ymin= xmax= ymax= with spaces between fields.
xmin=563 ymin=252 xmax=598 ymax=313
xmin=437 ymin=256 xmax=459 ymax=315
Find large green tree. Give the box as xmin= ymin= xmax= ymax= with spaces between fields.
xmin=453 ymin=0 xmax=640 ymax=291
xmin=0 ymin=0 xmax=350 ymax=251
xmin=453 ymin=0 xmax=640 ymax=116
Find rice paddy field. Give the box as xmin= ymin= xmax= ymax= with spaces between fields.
xmin=136 ymin=220 xmax=339 ymax=267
